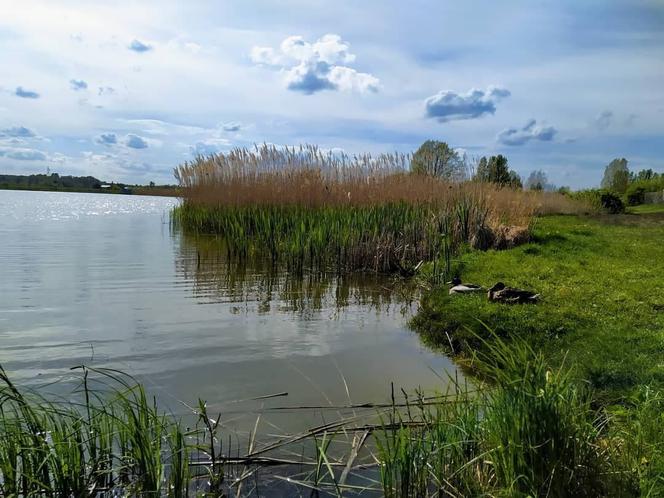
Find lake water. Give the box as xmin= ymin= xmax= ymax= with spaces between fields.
xmin=0 ymin=190 xmax=457 ymax=440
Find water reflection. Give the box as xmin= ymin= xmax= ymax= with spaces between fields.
xmin=175 ymin=232 xmax=419 ymax=317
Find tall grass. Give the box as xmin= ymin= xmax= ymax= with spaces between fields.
xmin=375 ymin=335 xmax=662 ymax=498
xmin=0 ymin=365 xmax=211 ymax=497
xmin=2 ymin=345 xmax=661 ymax=497
xmin=173 ymin=144 xmax=583 ymax=277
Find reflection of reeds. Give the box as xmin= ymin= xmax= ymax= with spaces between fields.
xmin=176 ymin=231 xmax=418 ymax=315
xmin=173 ymin=145 xmax=586 ymax=277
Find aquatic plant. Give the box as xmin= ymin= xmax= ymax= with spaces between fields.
xmin=0 ymin=365 xmax=206 ymax=497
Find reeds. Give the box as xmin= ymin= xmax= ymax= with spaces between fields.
xmin=2 ymin=341 xmax=661 ymax=497
xmin=0 ymin=365 xmax=205 ymax=497
xmin=173 ymin=144 xmax=582 ymax=277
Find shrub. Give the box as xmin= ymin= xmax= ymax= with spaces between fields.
xmin=626 ymin=185 xmax=647 ymax=206
xmin=600 ymin=190 xmax=625 ymax=213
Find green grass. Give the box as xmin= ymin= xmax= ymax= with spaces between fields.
xmin=412 ymin=211 xmax=664 ymax=401
xmin=376 ymin=335 xmax=664 ymax=497
xmin=629 ymin=203 xmax=664 ymax=214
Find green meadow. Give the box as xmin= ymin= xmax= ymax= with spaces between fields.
xmin=413 ymin=208 xmax=664 ymax=401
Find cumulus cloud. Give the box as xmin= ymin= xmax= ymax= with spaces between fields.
xmin=124 ymin=134 xmax=148 ymax=149
xmin=0 ymin=147 xmax=47 ymax=160
xmin=425 ymin=86 xmax=510 ymax=122
xmin=1 ymin=126 xmax=36 ymax=138
xmin=70 ymin=79 xmax=88 ymax=91
xmin=497 ymin=119 xmax=557 ymax=146
xmin=222 ymin=122 xmax=242 ymax=132
xmin=129 ymin=39 xmax=152 ymax=53
xmin=251 ymin=34 xmax=379 ymax=95
xmin=96 ymin=133 xmax=117 ymax=145
xmin=15 ymin=86 xmax=40 ymax=99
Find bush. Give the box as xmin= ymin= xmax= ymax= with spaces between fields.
xmin=600 ymin=190 xmax=625 ymax=213
xmin=568 ymin=189 xmax=624 ymax=214
xmin=626 ymin=185 xmax=647 ymax=206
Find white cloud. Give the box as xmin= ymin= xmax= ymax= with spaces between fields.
xmin=250 ymin=46 xmax=282 ymax=66
xmin=251 ymin=34 xmax=379 ymax=94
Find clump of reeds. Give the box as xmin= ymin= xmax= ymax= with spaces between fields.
xmin=173 ymin=144 xmax=580 ymax=277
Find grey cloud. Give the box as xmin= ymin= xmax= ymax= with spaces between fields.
xmin=70 ymin=79 xmax=88 ymax=91
xmin=15 ymin=86 xmax=40 ymax=99
xmin=124 ymin=134 xmax=148 ymax=149
xmin=97 ymin=133 xmax=117 ymax=145
xmin=595 ymin=110 xmax=613 ymax=130
xmin=98 ymin=86 xmax=115 ymax=96
xmin=425 ymin=86 xmax=510 ymax=122
xmin=489 ymin=87 xmax=511 ymax=98
xmin=497 ymin=119 xmax=557 ymax=146
xmin=286 ymin=61 xmax=337 ymax=94
xmin=0 ymin=148 xmax=47 ymax=160
xmin=222 ymin=122 xmax=242 ymax=132
xmin=1 ymin=126 xmax=36 ymax=138
xmin=129 ymin=39 xmax=152 ymax=53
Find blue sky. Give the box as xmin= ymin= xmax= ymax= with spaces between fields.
xmin=0 ymin=0 xmax=662 ymax=187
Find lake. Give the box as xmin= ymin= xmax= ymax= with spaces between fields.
xmin=0 ymin=190 xmax=457 ymax=440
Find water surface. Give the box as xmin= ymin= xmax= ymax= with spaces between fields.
xmin=0 ymin=190 xmax=457 ymax=436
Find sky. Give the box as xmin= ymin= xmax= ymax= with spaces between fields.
xmin=0 ymin=0 xmax=663 ymax=187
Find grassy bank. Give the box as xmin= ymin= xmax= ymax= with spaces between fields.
xmin=412 ymin=210 xmax=664 ymax=401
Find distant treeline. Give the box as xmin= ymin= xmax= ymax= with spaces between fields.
xmin=0 ymin=173 xmax=103 ymax=190
xmin=0 ymin=173 xmax=180 ymax=196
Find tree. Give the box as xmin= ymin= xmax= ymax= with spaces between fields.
xmin=508 ymin=170 xmax=523 ymax=189
xmin=633 ymin=168 xmax=656 ymax=182
xmin=473 ymin=154 xmax=521 ymax=188
xmin=411 ymin=140 xmax=465 ymax=180
xmin=600 ymin=158 xmax=630 ymax=193
xmin=526 ymin=170 xmax=548 ymax=191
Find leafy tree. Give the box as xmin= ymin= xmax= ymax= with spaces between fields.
xmin=508 ymin=170 xmax=523 ymax=189
xmin=411 ymin=140 xmax=465 ymax=180
xmin=526 ymin=170 xmax=548 ymax=191
xmin=473 ymin=155 xmax=522 ymax=188
xmin=600 ymin=158 xmax=630 ymax=193
xmin=633 ymin=168 xmax=655 ymax=182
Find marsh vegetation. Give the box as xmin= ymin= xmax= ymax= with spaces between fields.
xmin=172 ymin=144 xmax=584 ymax=278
